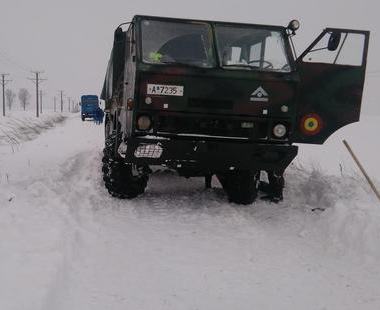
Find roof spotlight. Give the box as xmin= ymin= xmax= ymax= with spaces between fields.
xmin=287 ymin=20 xmax=300 ymax=34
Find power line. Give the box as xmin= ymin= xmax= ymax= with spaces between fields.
xmin=1 ymin=73 xmax=12 ymax=117
xmin=367 ymin=69 xmax=380 ymax=74
xmin=0 ymin=49 xmax=32 ymax=73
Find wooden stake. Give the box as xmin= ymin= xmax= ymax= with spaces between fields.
xmin=343 ymin=140 xmax=380 ymax=202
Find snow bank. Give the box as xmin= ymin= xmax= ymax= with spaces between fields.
xmin=286 ymin=164 xmax=380 ymax=263
xmin=0 ymin=112 xmax=66 ymax=148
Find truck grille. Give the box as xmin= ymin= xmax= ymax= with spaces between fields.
xmin=157 ymin=114 xmax=268 ymax=139
xmin=188 ymin=98 xmax=233 ymax=110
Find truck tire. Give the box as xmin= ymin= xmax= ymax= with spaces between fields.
xmin=81 ymin=116 xmax=85 ymax=121
xmin=217 ymin=170 xmax=259 ymax=205
xmin=102 ymin=134 xmax=148 ymax=199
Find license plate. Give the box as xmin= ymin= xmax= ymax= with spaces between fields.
xmin=147 ymin=84 xmax=184 ymax=96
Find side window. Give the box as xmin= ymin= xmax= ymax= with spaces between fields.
xmin=125 ymin=25 xmax=136 ymax=99
xmin=128 ymin=26 xmax=135 ymax=58
xmin=302 ymin=31 xmax=365 ymax=66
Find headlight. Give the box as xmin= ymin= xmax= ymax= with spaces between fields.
xmin=273 ymin=124 xmax=287 ymax=138
xmin=136 ymin=115 xmax=152 ymax=131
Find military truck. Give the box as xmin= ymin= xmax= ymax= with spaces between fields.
xmin=100 ymin=15 xmax=369 ymax=204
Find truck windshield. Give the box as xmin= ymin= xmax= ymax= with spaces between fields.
xmin=141 ymin=19 xmax=215 ymax=68
xmin=214 ymin=25 xmax=290 ymax=72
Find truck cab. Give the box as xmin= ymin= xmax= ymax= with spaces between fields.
xmin=101 ymin=15 xmax=369 ymax=204
xmin=81 ymin=95 xmax=99 ymax=121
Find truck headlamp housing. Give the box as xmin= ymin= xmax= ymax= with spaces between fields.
xmin=273 ymin=124 xmax=287 ymax=138
xmin=136 ymin=115 xmax=152 ymax=131
xmin=127 ymin=98 xmax=134 ymax=110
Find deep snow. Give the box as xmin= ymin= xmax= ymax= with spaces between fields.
xmin=0 ymin=112 xmax=379 ymax=310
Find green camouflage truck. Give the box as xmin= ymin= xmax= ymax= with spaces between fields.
xmin=101 ymin=15 xmax=369 ymax=204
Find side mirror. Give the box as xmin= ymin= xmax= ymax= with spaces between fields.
xmin=328 ymin=32 xmax=342 ymax=51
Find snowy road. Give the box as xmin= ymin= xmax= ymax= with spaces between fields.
xmin=0 ymin=114 xmax=379 ymax=310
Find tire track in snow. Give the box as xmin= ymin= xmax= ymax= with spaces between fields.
xmin=40 ymin=149 xmax=106 ymax=310
xmin=41 ymin=145 xmax=380 ymax=310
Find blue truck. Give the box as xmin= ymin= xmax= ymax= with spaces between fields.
xmin=81 ymin=95 xmax=99 ymax=121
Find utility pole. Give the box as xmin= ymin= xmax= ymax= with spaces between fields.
xmin=39 ymin=90 xmax=43 ymax=114
xmin=68 ymin=97 xmax=71 ymax=112
xmin=58 ymin=90 xmax=64 ymax=112
xmin=1 ymin=73 xmax=12 ymax=117
xmin=54 ymin=96 xmax=56 ymax=112
xmin=28 ymin=71 xmax=46 ymax=118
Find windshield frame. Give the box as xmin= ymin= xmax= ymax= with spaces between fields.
xmin=136 ymin=16 xmax=295 ymax=72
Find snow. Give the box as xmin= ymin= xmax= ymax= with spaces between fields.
xmin=0 ymin=111 xmax=66 ymax=150
xmin=296 ymin=115 xmax=380 ymax=181
xmin=0 ymin=112 xmax=380 ymax=310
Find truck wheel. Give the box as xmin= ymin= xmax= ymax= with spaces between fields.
xmin=102 ymin=134 xmax=148 ymax=199
xmin=217 ymin=170 xmax=259 ymax=205
xmin=81 ymin=116 xmax=85 ymax=121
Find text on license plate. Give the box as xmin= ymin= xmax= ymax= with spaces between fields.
xmin=147 ymin=84 xmax=184 ymax=96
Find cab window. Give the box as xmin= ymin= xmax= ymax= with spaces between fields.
xmin=215 ymin=25 xmax=291 ymax=72
xmin=141 ymin=19 xmax=215 ymax=68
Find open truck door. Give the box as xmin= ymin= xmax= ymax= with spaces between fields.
xmin=294 ymin=28 xmax=370 ymax=144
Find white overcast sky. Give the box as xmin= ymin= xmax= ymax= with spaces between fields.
xmin=0 ymin=0 xmax=379 ymax=112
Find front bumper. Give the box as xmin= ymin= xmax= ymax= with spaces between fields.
xmin=122 ymin=137 xmax=298 ymax=173
xmin=82 ymin=113 xmax=96 ymax=117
